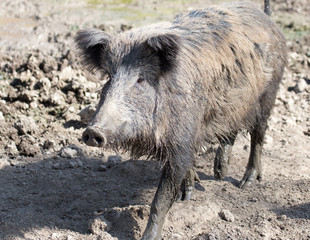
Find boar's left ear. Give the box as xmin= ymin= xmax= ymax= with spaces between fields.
xmin=147 ymin=33 xmax=181 ymax=72
xmin=74 ymin=29 xmax=112 ymax=74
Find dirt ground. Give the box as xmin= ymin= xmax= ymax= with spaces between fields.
xmin=0 ymin=0 xmax=310 ymax=239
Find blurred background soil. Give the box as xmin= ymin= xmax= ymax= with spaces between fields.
xmin=0 ymin=0 xmax=309 ymax=239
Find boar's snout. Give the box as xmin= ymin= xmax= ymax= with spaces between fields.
xmin=82 ymin=126 xmax=107 ymax=147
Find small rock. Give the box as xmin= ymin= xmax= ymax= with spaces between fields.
xmin=219 ymin=209 xmax=235 ymax=222
xmin=294 ymin=78 xmax=308 ymax=93
xmin=0 ymin=111 xmax=4 ymax=121
xmin=41 ymin=55 xmax=58 ymax=73
xmin=79 ymin=104 xmax=97 ymax=124
xmin=49 ymin=90 xmax=66 ymax=106
xmin=29 ymin=101 xmax=38 ymax=108
xmin=89 ymin=215 xmax=112 ymax=235
xmin=5 ymin=141 xmax=19 ymax=155
xmin=277 ymin=214 xmax=287 ymax=221
xmin=59 ymin=147 xmax=78 ymax=159
xmin=0 ymin=158 xmax=10 ymax=169
xmin=59 ymin=66 xmax=74 ymax=81
xmin=36 ymin=77 xmax=51 ymax=92
xmin=14 ymin=115 xmax=38 ymax=135
xmin=107 ymin=155 xmax=122 ymax=165
xmin=68 ymin=106 xmax=75 ymax=112
xmin=18 ymin=135 xmax=41 ymax=156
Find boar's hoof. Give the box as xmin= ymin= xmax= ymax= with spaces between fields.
xmin=239 ymin=168 xmax=262 ymax=189
xmin=178 ymin=168 xmax=200 ymax=201
xmin=214 ymin=168 xmax=227 ymax=180
xmin=82 ymin=126 xmax=106 ymax=147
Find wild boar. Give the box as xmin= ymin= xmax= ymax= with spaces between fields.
xmin=75 ymin=1 xmax=286 ymax=239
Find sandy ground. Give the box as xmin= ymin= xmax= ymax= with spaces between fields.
xmin=0 ymin=0 xmax=310 ymax=239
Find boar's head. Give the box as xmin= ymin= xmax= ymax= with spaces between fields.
xmin=75 ymin=28 xmax=180 ymax=156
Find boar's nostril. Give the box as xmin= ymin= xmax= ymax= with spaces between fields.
xmin=82 ymin=132 xmax=90 ymax=143
xmin=82 ymin=127 xmax=106 ymax=147
xmin=94 ymin=136 xmax=104 ymax=146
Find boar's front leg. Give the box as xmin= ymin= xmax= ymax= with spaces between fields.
xmin=142 ymin=155 xmax=190 ymax=240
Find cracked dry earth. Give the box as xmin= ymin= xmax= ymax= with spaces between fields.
xmin=0 ymin=0 xmax=310 ymax=239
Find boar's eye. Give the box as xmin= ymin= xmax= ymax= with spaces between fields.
xmin=137 ymin=77 xmax=145 ymax=84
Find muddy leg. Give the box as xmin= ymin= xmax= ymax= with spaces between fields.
xmin=141 ymin=159 xmax=189 ymax=240
xmin=239 ymin=122 xmax=266 ymax=189
xmin=214 ymin=134 xmax=237 ymax=180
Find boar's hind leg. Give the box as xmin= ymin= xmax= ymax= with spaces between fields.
xmin=239 ymin=79 xmax=279 ymax=189
xmin=239 ymin=123 xmax=266 ymax=189
xmin=178 ymin=168 xmax=200 ymax=201
xmin=214 ymin=134 xmax=237 ymax=180
xmin=142 ymin=159 xmax=189 ymax=240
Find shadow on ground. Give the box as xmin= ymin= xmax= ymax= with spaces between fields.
xmin=0 ymin=155 xmax=161 ymax=239
xmin=273 ymin=202 xmax=310 ymax=220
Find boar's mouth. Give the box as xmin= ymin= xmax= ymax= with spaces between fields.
xmin=82 ymin=125 xmax=107 ymax=147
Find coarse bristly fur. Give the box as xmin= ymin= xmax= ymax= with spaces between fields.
xmin=75 ymin=1 xmax=287 ymax=163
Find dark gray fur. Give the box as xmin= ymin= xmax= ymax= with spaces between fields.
xmin=75 ymin=2 xmax=287 ymax=239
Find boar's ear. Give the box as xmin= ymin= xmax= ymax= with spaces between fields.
xmin=74 ymin=29 xmax=112 ymax=73
xmin=147 ymin=34 xmax=181 ymax=72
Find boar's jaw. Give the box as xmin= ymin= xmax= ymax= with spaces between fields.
xmin=82 ymin=125 xmax=107 ymax=147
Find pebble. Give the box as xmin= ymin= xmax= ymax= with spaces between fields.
xmin=219 ymin=209 xmax=235 ymax=222
xmin=14 ymin=115 xmax=38 ymax=135
xmin=78 ymin=104 xmax=97 ymax=124
xmin=0 ymin=158 xmax=10 ymax=169
xmin=294 ymin=78 xmax=308 ymax=93
xmin=59 ymin=66 xmax=74 ymax=81
xmin=49 ymin=90 xmax=66 ymax=106
xmin=5 ymin=141 xmax=19 ymax=155
xmin=18 ymin=135 xmax=41 ymax=156
xmin=88 ymin=215 xmax=112 ymax=235
xmin=59 ymin=147 xmax=78 ymax=159
xmin=37 ymin=77 xmax=51 ymax=91
xmin=277 ymin=214 xmax=287 ymax=221
xmin=29 ymin=101 xmax=38 ymax=108
xmin=0 ymin=111 xmax=4 ymax=121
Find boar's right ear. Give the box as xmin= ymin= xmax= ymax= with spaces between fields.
xmin=147 ymin=34 xmax=181 ymax=72
xmin=74 ymin=29 xmax=112 ymax=73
